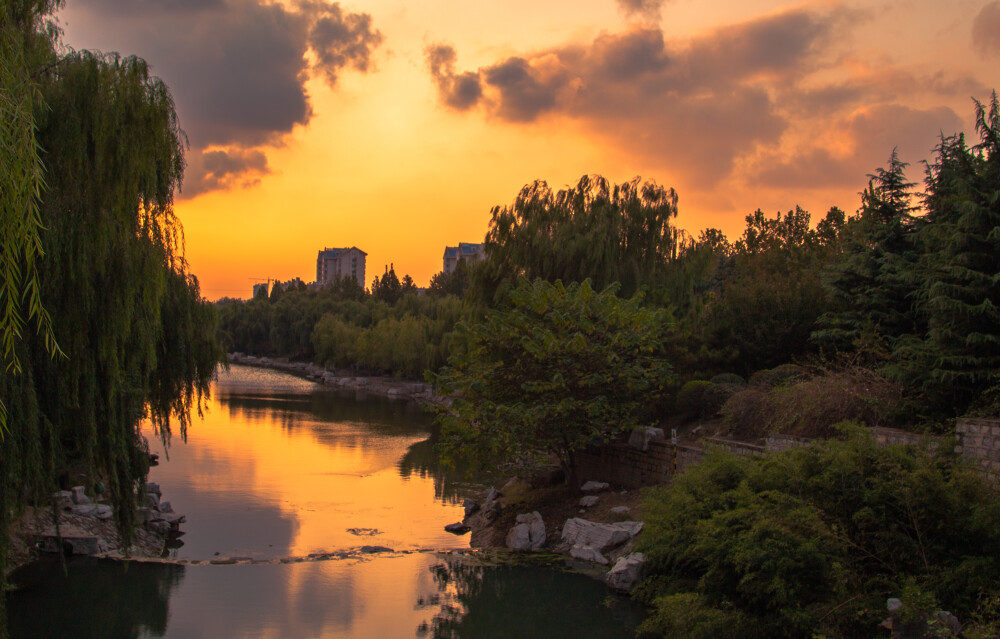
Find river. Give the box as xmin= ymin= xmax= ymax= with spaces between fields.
xmin=6 ymin=365 xmax=645 ymax=638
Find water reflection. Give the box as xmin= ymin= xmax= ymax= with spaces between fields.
xmin=422 ymin=556 xmax=645 ymax=639
xmin=7 ymin=366 xmax=645 ymax=638
xmin=7 ymin=554 xmax=644 ymax=639
xmin=7 ymin=557 xmax=184 ymax=639
xmin=143 ymin=365 xmax=474 ymax=559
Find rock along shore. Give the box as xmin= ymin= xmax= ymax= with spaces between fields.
xmin=227 ymin=353 xmax=447 ymax=407
xmin=7 ymin=481 xmax=185 ymax=579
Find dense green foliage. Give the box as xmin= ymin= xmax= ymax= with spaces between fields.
xmin=473 ymin=175 xmax=681 ymax=304
xmin=217 ymin=280 xmax=474 ymax=378
xmin=0 ymin=2 xmax=223 ymax=627
xmin=637 ymin=428 xmax=1000 ymax=639
xmin=0 ymin=0 xmax=61 ymax=432
xmin=431 ymin=279 xmax=670 ymax=483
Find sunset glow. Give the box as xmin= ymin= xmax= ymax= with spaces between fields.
xmin=56 ymin=0 xmax=999 ymax=298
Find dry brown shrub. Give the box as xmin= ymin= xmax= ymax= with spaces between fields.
xmin=722 ymin=367 xmax=904 ymax=439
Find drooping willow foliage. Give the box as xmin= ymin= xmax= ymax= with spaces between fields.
xmin=0 ymin=0 xmax=61 ymax=431
xmin=0 ymin=0 xmax=224 ymax=623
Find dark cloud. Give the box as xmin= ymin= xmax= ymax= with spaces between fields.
xmin=482 ymin=57 xmax=572 ymax=122
xmin=67 ymin=0 xmax=382 ymax=197
xmin=616 ymin=0 xmax=666 ymax=22
xmin=972 ymin=2 xmax=1000 ymax=57
xmin=183 ymin=148 xmax=270 ymax=196
xmin=425 ymin=45 xmax=483 ymax=110
xmin=304 ymin=2 xmax=384 ymax=85
xmin=426 ymin=8 xmax=845 ymax=186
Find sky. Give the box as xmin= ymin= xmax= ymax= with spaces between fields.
xmin=55 ymin=0 xmax=999 ymax=299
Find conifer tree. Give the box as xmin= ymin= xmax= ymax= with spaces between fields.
xmin=813 ymin=150 xmax=920 ymax=356
xmin=903 ymin=93 xmax=1000 ymax=409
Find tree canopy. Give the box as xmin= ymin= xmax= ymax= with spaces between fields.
xmin=431 ymin=278 xmax=671 ymax=484
xmin=474 ymin=175 xmax=681 ymax=304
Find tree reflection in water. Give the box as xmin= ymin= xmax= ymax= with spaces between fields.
xmin=7 ymin=557 xmax=184 ymax=639
xmin=419 ymin=555 xmax=645 ymax=639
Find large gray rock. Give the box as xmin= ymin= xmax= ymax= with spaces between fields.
xmin=71 ymin=486 xmax=89 ymax=505
xmin=606 ymin=552 xmax=646 ymax=591
xmin=561 ymin=518 xmax=643 ymax=554
xmin=580 ymin=481 xmax=609 ymax=492
xmin=95 ymin=504 xmax=113 ymax=520
xmin=146 ymin=482 xmax=161 ymax=496
xmin=68 ymin=504 xmax=98 ymax=516
xmin=579 ymin=495 xmax=599 ymax=508
xmin=52 ymin=490 xmax=74 ymax=510
xmin=570 ymin=545 xmax=609 ymax=564
xmin=506 ymin=511 xmax=546 ymax=550
xmin=628 ymin=427 xmax=665 ymax=451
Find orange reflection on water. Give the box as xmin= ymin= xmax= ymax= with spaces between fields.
xmin=143 ymin=366 xmax=470 ymax=562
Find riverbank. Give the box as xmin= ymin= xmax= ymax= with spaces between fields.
xmin=6 ymin=482 xmax=183 ymax=581
xmin=227 ymin=353 xmax=445 ymax=406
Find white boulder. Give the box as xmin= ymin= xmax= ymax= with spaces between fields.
xmin=606 ymin=552 xmax=646 ymax=592
xmin=506 ymin=511 xmax=546 ymax=550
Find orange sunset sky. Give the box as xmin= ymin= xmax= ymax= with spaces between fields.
xmin=57 ymin=0 xmax=999 ymax=299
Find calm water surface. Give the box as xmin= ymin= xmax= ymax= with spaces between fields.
xmin=7 ymin=365 xmax=645 ymax=638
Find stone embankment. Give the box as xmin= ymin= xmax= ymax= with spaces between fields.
xmin=227 ymin=353 xmax=444 ymax=406
xmin=455 ymin=479 xmax=648 ymax=593
xmin=10 ymin=481 xmax=185 ymax=574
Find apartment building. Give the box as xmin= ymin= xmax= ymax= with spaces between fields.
xmin=316 ymin=247 xmax=367 ymax=287
xmin=442 ymin=242 xmax=485 ymax=274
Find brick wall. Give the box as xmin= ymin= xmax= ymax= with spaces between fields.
xmin=956 ymin=418 xmax=1000 ymax=483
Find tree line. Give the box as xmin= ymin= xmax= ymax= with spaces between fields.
xmin=217 ymin=264 xmax=476 ymax=379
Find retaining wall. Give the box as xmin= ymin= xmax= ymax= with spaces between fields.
xmin=956 ymin=418 xmax=1000 ymax=483
xmin=576 ymin=419 xmax=1000 ymax=489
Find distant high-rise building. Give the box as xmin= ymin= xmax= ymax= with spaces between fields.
xmin=252 ymin=282 xmax=269 ymax=298
xmin=316 ymin=247 xmax=367 ymax=287
xmin=443 ymin=242 xmax=485 ymax=274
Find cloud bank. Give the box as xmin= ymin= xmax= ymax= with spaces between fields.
xmin=69 ymin=0 xmax=383 ymax=197
xmin=426 ymin=6 xmax=970 ymax=197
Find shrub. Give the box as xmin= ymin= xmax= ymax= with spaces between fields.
xmin=710 ymin=373 xmax=746 ymax=386
xmin=749 ymin=364 xmax=806 ymax=388
xmin=723 ymin=368 xmax=905 ymax=438
xmin=675 ymin=380 xmax=714 ymax=419
xmin=638 ymin=428 xmax=1000 ymax=638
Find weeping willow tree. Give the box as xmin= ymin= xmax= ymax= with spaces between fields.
xmin=0 ymin=0 xmax=61 ymax=432
xmin=0 ymin=1 xmax=224 ymax=625
xmin=473 ymin=174 xmax=682 ymax=304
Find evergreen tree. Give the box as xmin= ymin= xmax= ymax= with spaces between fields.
xmin=902 ymin=93 xmax=1000 ymax=409
xmin=813 ymin=150 xmax=920 ymax=355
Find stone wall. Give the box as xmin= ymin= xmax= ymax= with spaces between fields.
xmin=577 ymin=420 xmax=1000 ymax=489
xmin=575 ymin=437 xmax=769 ymax=488
xmin=956 ymin=418 xmax=1000 ymax=483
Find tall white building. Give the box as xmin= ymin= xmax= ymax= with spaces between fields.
xmin=316 ymin=247 xmax=367 ymax=287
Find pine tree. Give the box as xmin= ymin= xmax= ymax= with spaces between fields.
xmin=904 ymin=93 xmax=1000 ymax=409
xmin=812 ymin=149 xmax=920 ymax=356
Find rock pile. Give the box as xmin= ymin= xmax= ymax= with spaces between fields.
xmin=560 ymin=518 xmax=644 ymax=565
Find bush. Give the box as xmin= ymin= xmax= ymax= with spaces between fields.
xmin=638 ymin=428 xmax=1000 ymax=638
xmin=749 ymin=364 xmax=806 ymax=388
xmin=723 ymin=368 xmax=905 ymax=438
xmin=710 ymin=373 xmax=746 ymax=386
xmin=675 ymin=380 xmax=714 ymax=419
